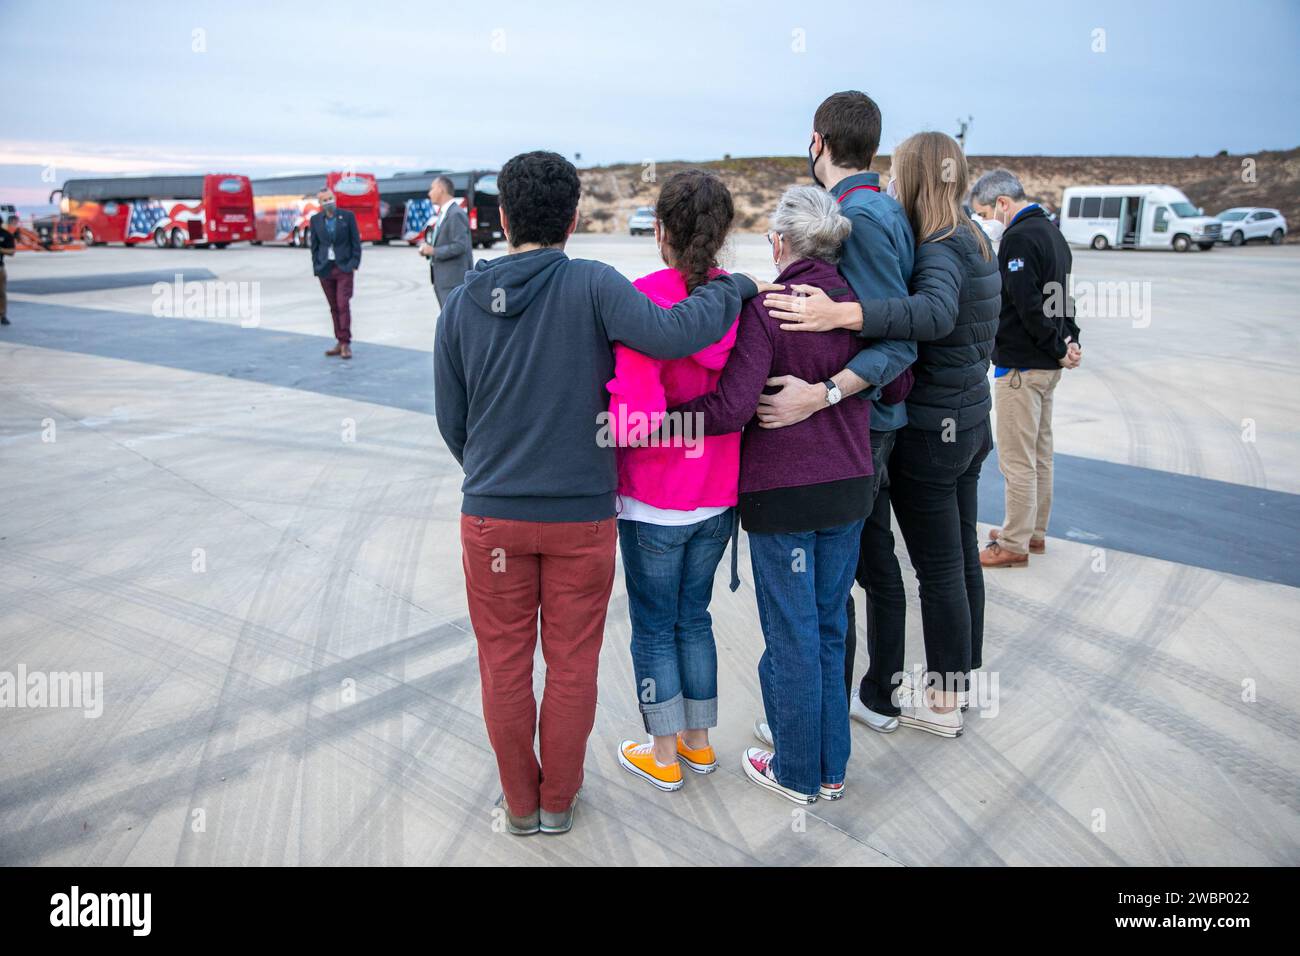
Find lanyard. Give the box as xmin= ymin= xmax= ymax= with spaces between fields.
xmin=836 ymin=183 xmax=880 ymax=203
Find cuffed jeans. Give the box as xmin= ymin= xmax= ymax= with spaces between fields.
xmin=845 ymin=429 xmax=909 ymax=715
xmin=749 ymin=519 xmax=863 ymax=797
xmin=888 ymin=420 xmax=993 ymax=690
xmin=618 ymin=510 xmax=731 ymax=736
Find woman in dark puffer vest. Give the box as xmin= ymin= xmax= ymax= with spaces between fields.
xmin=826 ymin=132 xmax=1000 ymax=739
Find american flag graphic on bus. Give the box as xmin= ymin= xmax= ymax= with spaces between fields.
xmin=403 ymin=198 xmax=433 ymax=241
xmin=127 ymin=201 xmax=168 ymax=239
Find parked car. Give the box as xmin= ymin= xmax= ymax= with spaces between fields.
xmin=628 ymin=206 xmax=655 ymax=236
xmin=1060 ymin=184 xmax=1221 ymax=252
xmin=1215 ymin=207 xmax=1287 ymax=246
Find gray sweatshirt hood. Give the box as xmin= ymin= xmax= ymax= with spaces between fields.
xmin=461 ymin=247 xmax=568 ymax=317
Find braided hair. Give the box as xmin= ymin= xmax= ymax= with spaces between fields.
xmin=654 ymin=170 xmax=735 ymax=292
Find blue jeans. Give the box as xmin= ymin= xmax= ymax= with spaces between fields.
xmin=749 ymin=519 xmax=863 ymax=796
xmin=618 ymin=510 xmax=733 ymax=736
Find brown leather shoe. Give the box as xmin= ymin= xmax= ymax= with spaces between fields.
xmin=980 ymin=541 xmax=1028 ymax=568
xmin=989 ymin=527 xmax=1045 ymax=554
xmin=340 ymin=343 xmax=352 ymax=360
xmin=325 ymin=342 xmax=343 ymax=356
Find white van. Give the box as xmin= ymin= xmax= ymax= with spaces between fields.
xmin=1060 ymin=184 xmax=1221 ymax=252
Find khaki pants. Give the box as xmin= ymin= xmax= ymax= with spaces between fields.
xmin=994 ymin=368 xmax=1062 ymax=554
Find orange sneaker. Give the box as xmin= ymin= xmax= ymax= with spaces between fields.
xmin=676 ymin=734 xmax=718 ymax=774
xmin=618 ymin=740 xmax=684 ymax=792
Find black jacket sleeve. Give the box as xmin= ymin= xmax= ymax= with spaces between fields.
xmin=855 ymin=239 xmax=963 ymax=342
xmin=1002 ymin=231 xmax=1068 ymax=360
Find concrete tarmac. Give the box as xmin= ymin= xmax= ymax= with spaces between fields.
xmin=1 ymin=236 xmax=1297 ymax=865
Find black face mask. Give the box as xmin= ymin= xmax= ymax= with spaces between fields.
xmin=808 ymin=138 xmax=825 ymax=189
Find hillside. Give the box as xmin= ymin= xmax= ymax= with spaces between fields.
xmin=577 ymin=148 xmax=1300 ymax=241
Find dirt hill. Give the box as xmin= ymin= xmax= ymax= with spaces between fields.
xmin=577 ymin=148 xmax=1300 ymax=241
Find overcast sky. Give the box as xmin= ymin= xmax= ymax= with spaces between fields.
xmin=2 ymin=0 xmax=1297 ymax=206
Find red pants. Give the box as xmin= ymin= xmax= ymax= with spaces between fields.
xmin=318 ymin=265 xmax=354 ymax=343
xmin=460 ymin=514 xmax=616 ymax=815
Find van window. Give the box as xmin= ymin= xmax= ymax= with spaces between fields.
xmin=1081 ymin=197 xmax=1101 ymax=218
xmin=1068 ymin=197 xmax=1081 ymax=217
xmin=1101 ymin=197 xmax=1122 ymax=218
xmin=1169 ymin=202 xmax=1198 ymax=217
xmin=475 ymin=175 xmax=498 ymax=196
xmin=1153 ymin=207 xmax=1169 ymax=233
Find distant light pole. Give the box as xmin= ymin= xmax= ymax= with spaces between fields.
xmin=955 ymin=116 xmax=973 ymax=151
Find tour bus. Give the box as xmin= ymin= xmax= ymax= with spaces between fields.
xmin=250 ymin=171 xmax=382 ymax=246
xmin=51 ymin=174 xmax=256 ymax=247
xmin=377 ymin=170 xmax=502 ymax=248
xmin=1059 ymin=184 xmax=1222 ymax=252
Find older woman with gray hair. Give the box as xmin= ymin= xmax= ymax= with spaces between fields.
xmin=670 ymin=185 xmax=912 ymax=805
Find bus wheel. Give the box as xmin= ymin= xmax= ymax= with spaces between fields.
xmin=153 ymin=229 xmax=169 ymax=248
xmin=81 ymin=227 xmax=96 ymax=245
xmin=1230 ymin=230 xmax=1245 ymax=246
xmin=1197 ymin=242 xmax=1214 ymax=251
xmin=170 ymin=228 xmax=187 ymax=248
xmin=1172 ymin=235 xmax=1191 ymax=252
xmin=1091 ymin=235 xmax=1109 ymax=250
xmin=214 ymin=242 xmax=229 ymax=249
xmin=1270 ymin=229 xmax=1284 ymax=245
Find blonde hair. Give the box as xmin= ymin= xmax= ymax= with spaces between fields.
xmin=890 ymin=132 xmax=991 ymax=260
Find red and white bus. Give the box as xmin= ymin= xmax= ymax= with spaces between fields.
xmin=51 ymin=174 xmax=256 ymax=247
xmin=250 ymin=171 xmax=382 ymax=246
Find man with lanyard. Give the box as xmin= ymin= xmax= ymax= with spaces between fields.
xmin=309 ymin=187 xmax=362 ymax=359
xmin=419 ymin=175 xmax=474 ymax=307
xmin=755 ymin=90 xmax=918 ymax=735
xmin=970 ymin=169 xmax=1081 ymax=569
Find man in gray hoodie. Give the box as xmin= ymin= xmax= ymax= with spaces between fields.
xmin=434 ymin=150 xmax=759 ymax=836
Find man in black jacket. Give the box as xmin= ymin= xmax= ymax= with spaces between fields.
xmin=971 ymin=170 xmax=1080 ymax=569
xmin=309 ymin=188 xmax=362 ymax=359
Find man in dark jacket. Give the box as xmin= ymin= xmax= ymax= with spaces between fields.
xmin=434 ymin=150 xmax=760 ymax=836
xmin=418 ymin=175 xmax=473 ymax=307
xmin=971 ymin=169 xmax=1081 ymax=569
xmin=309 ymin=188 xmax=362 ymax=359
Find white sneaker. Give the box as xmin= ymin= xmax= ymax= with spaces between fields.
xmin=740 ymin=748 xmax=816 ymax=805
xmin=900 ymin=671 xmax=968 ymax=714
xmin=849 ymin=688 xmax=899 ymax=733
xmin=897 ymin=683 xmax=963 ymax=738
xmin=753 ymin=717 xmax=773 ymax=748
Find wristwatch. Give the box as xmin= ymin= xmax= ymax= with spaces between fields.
xmin=823 ymin=379 xmax=842 ymax=405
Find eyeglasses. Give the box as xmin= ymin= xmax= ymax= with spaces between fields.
xmin=766 ymin=231 xmax=782 ymax=246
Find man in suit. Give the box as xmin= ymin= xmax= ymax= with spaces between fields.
xmin=418 ymin=176 xmax=473 ymax=307
xmin=309 ymin=188 xmax=362 ymax=359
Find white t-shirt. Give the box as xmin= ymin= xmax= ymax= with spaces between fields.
xmin=617 ymin=495 xmax=729 ymax=527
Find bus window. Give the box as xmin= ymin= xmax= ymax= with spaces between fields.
xmin=1081 ymin=196 xmax=1102 ymax=218
xmin=1068 ymin=196 xmax=1081 ymax=217
xmin=1153 ymin=207 xmax=1170 ymax=233
xmin=1101 ymin=197 xmax=1122 ymax=218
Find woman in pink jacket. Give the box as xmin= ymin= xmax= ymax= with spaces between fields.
xmin=608 ymin=170 xmax=742 ymax=793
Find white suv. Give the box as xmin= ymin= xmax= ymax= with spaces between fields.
xmin=1215 ymin=207 xmax=1287 ymax=246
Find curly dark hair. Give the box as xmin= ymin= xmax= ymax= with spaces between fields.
xmin=498 ymin=150 xmax=581 ymax=247
xmin=655 ymin=170 xmax=735 ymax=292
